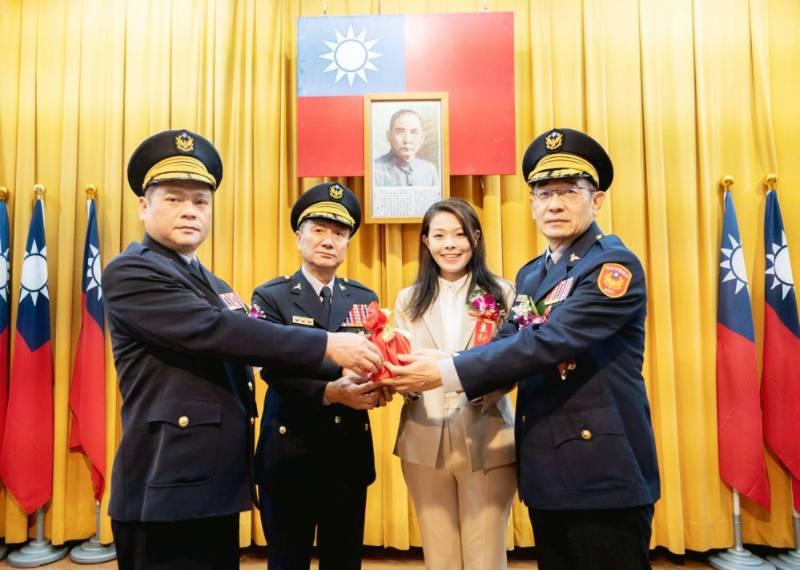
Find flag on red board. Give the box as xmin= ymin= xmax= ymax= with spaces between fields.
xmin=761 ymin=189 xmax=800 ymax=511
xmin=0 ymin=198 xmax=54 ymax=513
xmin=296 ymin=12 xmax=515 ymax=177
xmin=0 ymin=200 xmax=10 ymax=473
xmin=69 ymin=198 xmax=106 ymax=501
xmin=716 ymin=191 xmax=770 ymax=509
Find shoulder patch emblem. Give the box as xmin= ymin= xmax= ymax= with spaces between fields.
xmin=597 ymin=263 xmax=632 ymax=298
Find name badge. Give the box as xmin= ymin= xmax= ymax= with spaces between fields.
xmin=543 ymin=277 xmax=574 ymax=306
xmin=219 ymin=292 xmax=247 ymax=311
xmin=292 ymin=315 xmax=314 ymax=326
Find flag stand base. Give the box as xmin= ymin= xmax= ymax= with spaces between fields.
xmin=710 ymin=548 xmax=776 ymax=570
xmin=69 ymin=503 xmax=116 ymax=564
xmin=69 ymin=535 xmax=116 ymax=564
xmin=711 ymin=492 xmax=775 ymax=570
xmin=7 ymin=539 xmax=68 ymax=568
xmin=7 ymin=508 xmax=67 ymax=568
xmin=768 ymin=551 xmax=800 ymax=570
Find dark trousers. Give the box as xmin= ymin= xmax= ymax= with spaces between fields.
xmin=260 ymin=481 xmax=367 ymax=570
xmin=529 ymin=505 xmax=654 ymax=570
xmin=112 ymin=514 xmax=239 ymax=570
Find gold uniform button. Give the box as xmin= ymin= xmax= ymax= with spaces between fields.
xmin=334 ymin=415 xmax=342 ymax=424
xmin=521 ymin=415 xmax=526 ymax=423
xmin=278 ymin=425 xmax=287 ymax=434
xmin=580 ymin=429 xmax=592 ymax=440
xmin=364 ymin=423 xmax=369 ymax=432
xmin=250 ymin=417 xmax=256 ymax=425
xmin=178 ymin=416 xmax=190 ymax=428
xmin=248 ymin=382 xmax=254 ymax=391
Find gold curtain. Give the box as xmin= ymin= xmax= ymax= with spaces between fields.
xmin=0 ymin=0 xmax=799 ymax=554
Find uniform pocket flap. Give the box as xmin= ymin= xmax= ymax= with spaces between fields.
xmin=550 ymin=406 xmax=625 ymax=447
xmin=147 ymin=398 xmax=222 ymax=428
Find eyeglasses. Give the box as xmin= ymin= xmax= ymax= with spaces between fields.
xmin=530 ymin=186 xmax=593 ymax=204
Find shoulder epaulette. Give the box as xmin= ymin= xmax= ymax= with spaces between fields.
xmin=259 ymin=275 xmax=293 ymax=289
xmin=339 ymin=277 xmax=374 ymax=292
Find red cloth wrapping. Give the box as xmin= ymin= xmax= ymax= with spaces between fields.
xmin=363 ymin=301 xmax=411 ymax=381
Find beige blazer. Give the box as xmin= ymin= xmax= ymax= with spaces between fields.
xmin=392 ymin=279 xmax=516 ymax=472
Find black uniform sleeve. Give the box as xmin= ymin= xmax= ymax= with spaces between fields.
xmin=251 ymin=287 xmax=339 ymax=406
xmin=456 ymin=252 xmax=646 ymax=399
xmin=103 ymin=255 xmax=327 ymax=372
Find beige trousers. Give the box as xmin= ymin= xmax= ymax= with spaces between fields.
xmin=402 ymin=404 xmax=517 ymax=570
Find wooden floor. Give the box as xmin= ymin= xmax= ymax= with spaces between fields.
xmin=0 ymin=546 xmax=714 ymax=568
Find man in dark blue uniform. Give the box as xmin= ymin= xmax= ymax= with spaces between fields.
xmin=103 ymin=131 xmax=381 ymax=570
xmin=251 ymin=182 xmax=384 ymax=570
xmin=386 ymin=129 xmax=660 ymax=570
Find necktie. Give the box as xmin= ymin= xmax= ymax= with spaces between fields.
xmin=545 ymin=255 xmax=554 ymax=273
xmin=319 ymin=286 xmax=332 ymax=328
xmin=189 ymin=258 xmax=209 ymax=286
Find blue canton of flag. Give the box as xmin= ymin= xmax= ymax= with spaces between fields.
xmin=764 ymin=190 xmax=799 ymax=335
xmin=83 ymin=200 xmax=104 ymax=328
xmin=18 ymin=200 xmax=50 ymax=350
xmin=0 ymin=201 xmax=9 ymax=332
xmin=298 ymin=15 xmax=405 ymax=96
xmin=718 ymin=192 xmax=755 ymax=341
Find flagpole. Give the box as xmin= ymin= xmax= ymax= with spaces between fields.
xmin=709 ymin=490 xmax=775 ymax=570
xmin=710 ymin=177 xmax=774 ymax=570
xmin=69 ymin=185 xmax=116 ymax=564
xmin=0 ymin=187 xmax=6 ymax=562
xmin=69 ymin=502 xmax=116 ymax=564
xmin=7 ymin=185 xmax=68 ymax=567
xmin=762 ymin=174 xmax=800 ymax=570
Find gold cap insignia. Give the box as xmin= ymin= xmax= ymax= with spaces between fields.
xmin=545 ymin=131 xmax=563 ymax=151
xmin=175 ymin=133 xmax=194 ymax=153
xmin=329 ymin=184 xmax=344 ymax=200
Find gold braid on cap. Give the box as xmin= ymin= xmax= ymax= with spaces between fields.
xmin=143 ymin=156 xmax=217 ymax=190
xmin=528 ymin=152 xmax=599 ymax=188
xmin=298 ymin=201 xmax=355 ymax=228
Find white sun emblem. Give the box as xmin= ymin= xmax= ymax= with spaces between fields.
xmin=320 ymin=26 xmax=382 ymax=86
xmin=19 ymin=240 xmax=48 ymax=306
xmin=720 ymin=234 xmax=749 ymax=295
xmin=85 ymin=244 xmax=102 ymax=300
xmin=766 ymin=230 xmax=795 ymax=300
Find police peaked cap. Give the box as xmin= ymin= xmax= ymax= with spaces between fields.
xmin=291 ymin=182 xmax=362 ymax=236
xmin=127 ymin=129 xmax=223 ymax=196
xmin=522 ymin=128 xmax=614 ymax=191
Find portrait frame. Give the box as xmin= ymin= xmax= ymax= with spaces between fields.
xmin=364 ymin=93 xmax=450 ymax=224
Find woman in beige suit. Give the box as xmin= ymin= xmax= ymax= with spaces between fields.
xmin=393 ymin=198 xmax=516 ymax=570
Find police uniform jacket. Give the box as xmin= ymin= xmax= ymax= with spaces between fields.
xmin=454 ymin=222 xmax=660 ymax=510
xmin=104 ymin=235 xmax=328 ymax=522
xmin=251 ymin=270 xmax=378 ymax=489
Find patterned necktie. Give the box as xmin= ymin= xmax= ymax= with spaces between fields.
xmin=319 ymin=286 xmax=332 ymax=328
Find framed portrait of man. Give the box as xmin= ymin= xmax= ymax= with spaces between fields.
xmin=364 ymin=93 xmax=450 ymax=224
